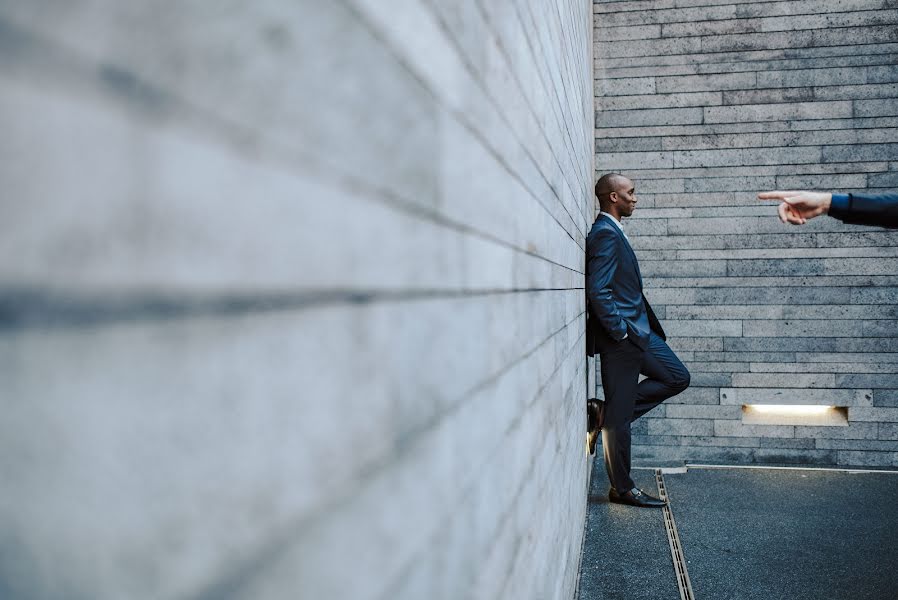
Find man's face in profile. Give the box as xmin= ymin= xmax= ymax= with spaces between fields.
xmin=614 ymin=178 xmax=637 ymax=218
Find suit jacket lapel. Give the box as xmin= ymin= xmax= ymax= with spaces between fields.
xmin=599 ymin=214 xmax=644 ymax=289
xmin=614 ymin=223 xmax=643 ymax=290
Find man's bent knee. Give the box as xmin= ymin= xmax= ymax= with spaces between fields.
xmin=669 ymin=368 xmax=690 ymax=394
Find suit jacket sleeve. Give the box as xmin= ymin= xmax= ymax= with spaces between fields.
xmin=586 ymin=231 xmax=628 ymax=341
xmin=829 ymin=193 xmax=898 ymax=229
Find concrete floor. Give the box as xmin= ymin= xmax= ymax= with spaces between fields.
xmin=578 ymin=461 xmax=898 ymax=600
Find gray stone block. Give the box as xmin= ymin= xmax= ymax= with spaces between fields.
xmin=640 ymin=260 xmax=728 ymax=278
xmin=822 ymin=143 xmax=898 ymax=163
xmin=714 ymin=420 xmax=795 ymax=438
xmin=727 ymin=337 xmax=898 ymax=353
xmin=633 ymin=435 xmax=761 ymax=448
xmin=815 ymin=82 xmax=898 ymax=102
xmin=686 ymin=361 xmax=750 ymax=373
xmin=666 ymin=388 xmax=724 ymax=406
xmin=815 ymin=439 xmax=898 ymax=451
xmin=594 ymin=24 xmax=662 ymax=42
xmin=873 ymin=389 xmax=898 ymax=407
xmin=647 ymin=418 xmax=714 ymax=437
xmin=655 ymin=72 xmax=757 ymax=93
xmin=594 ymin=76 xmax=657 ymax=96
xmin=595 ymin=107 xmax=704 ymax=128
xmin=665 ymin=405 xmax=742 ymax=420
xmin=799 ymin=352 xmax=898 ymax=364
xmin=869 ymin=171 xmax=898 ymax=187
xmin=759 ymin=437 xmax=816 ymax=449
xmin=684 ymin=176 xmax=778 ymax=192
xmin=719 ymin=387 xmax=873 ymax=407
xmin=880 ymin=423 xmax=898 ymax=439
xmin=595 ymin=137 xmax=662 ymax=153
xmin=702 ymin=26 xmax=898 ymax=53
xmin=836 ymin=451 xmax=898 ymax=467
xmin=690 ymin=372 xmax=733 ymax=387
xmin=776 ymin=173 xmax=868 ymax=190
xmin=855 ymin=98 xmax=898 ymax=117
xmin=850 ymin=287 xmax=898 ymax=304
xmin=667 ymin=338 xmax=725 ymax=352
xmin=848 ymin=407 xmax=898 ymax=422
xmin=818 ymin=232 xmax=898 ymax=248
xmin=595 ymin=150 xmax=674 ymax=169
xmin=598 ymin=91 xmax=723 ymax=111
xmin=596 ymin=3 xmax=738 ymax=26
xmin=759 ymin=66 xmax=868 ymax=88
xmin=754 ymin=448 xmax=838 ymax=465
xmin=704 ymin=101 xmax=854 ymax=123
xmin=731 ymin=373 xmax=837 ymax=388
xmin=723 ymin=87 xmax=815 ymax=105
xmin=836 ymin=374 xmax=898 ymax=389
xmin=867 ymin=64 xmax=898 ymax=83
xmin=695 ymin=351 xmax=797 ymax=362
xmin=794 ymin=423 xmax=878 ymax=440
xmin=595 ymin=36 xmax=702 ymax=59
xmin=751 ymin=361 xmax=898 ymax=374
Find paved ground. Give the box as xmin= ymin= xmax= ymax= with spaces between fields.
xmin=578 ymin=461 xmax=898 ymax=600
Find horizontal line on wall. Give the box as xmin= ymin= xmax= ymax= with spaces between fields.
xmin=0 ymin=287 xmax=585 ymax=332
xmin=594 ymin=93 xmax=898 ymax=109
xmin=596 ymin=45 xmax=898 ymax=71
xmin=593 ymin=114 xmax=898 ymax=131
xmin=623 ymin=173 xmax=886 ymax=183
xmin=0 ymin=17 xmax=591 ymax=268
xmin=596 ymin=143 xmax=897 ymax=157
xmin=393 ymin=3 xmax=590 ymax=237
xmin=594 ymin=101 xmax=897 ymax=115
xmin=191 ymin=312 xmax=588 ymax=600
xmin=594 ymin=10 xmax=898 ymax=39
xmin=597 ymin=59 xmax=898 ymax=80
xmin=682 ymin=463 xmax=898 ymax=475
xmin=595 ymin=34 xmax=898 ymax=62
xmin=593 ymin=0 xmax=896 ymax=17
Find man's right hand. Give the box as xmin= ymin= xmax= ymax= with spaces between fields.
xmin=758 ymin=190 xmax=832 ymax=225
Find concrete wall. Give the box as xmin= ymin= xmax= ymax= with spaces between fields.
xmin=593 ymin=0 xmax=898 ymax=467
xmin=0 ymin=2 xmax=594 ymax=599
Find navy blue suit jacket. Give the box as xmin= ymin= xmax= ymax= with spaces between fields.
xmin=829 ymin=192 xmax=898 ymax=228
xmin=585 ymin=214 xmax=665 ymax=356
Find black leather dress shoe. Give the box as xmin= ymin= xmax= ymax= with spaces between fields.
xmin=608 ymin=487 xmax=666 ymax=508
xmin=585 ymin=398 xmax=606 ymax=456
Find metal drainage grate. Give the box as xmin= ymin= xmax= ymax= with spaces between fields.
xmin=656 ymin=469 xmax=695 ymax=600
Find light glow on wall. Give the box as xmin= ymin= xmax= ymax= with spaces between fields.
xmin=748 ymin=404 xmax=832 ymax=416
xmin=742 ymin=404 xmax=848 ymax=426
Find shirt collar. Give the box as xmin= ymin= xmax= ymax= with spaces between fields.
xmin=599 ymin=211 xmax=625 ymax=232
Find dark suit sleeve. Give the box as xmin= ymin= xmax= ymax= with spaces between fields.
xmin=829 ymin=193 xmax=898 ymax=229
xmin=586 ymin=231 xmax=627 ymax=341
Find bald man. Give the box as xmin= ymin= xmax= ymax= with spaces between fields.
xmin=586 ymin=173 xmax=690 ymax=508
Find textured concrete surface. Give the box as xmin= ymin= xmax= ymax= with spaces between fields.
xmin=593 ymin=0 xmax=898 ymax=467
xmin=577 ymin=462 xmax=678 ymax=600
xmin=579 ymin=464 xmax=898 ymax=600
xmin=665 ymin=467 xmax=898 ymax=600
xmin=0 ymin=1 xmax=594 ymax=599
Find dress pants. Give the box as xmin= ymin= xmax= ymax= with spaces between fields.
xmin=599 ymin=331 xmax=690 ymax=494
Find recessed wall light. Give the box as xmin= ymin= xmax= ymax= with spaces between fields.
xmin=742 ymin=404 xmax=848 ymax=426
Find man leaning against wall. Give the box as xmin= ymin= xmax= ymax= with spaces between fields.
xmin=585 ymin=173 xmax=691 ymax=508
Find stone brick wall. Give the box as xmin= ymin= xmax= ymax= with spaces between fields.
xmin=593 ymin=0 xmax=898 ymax=467
xmin=0 ymin=2 xmax=594 ymax=599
